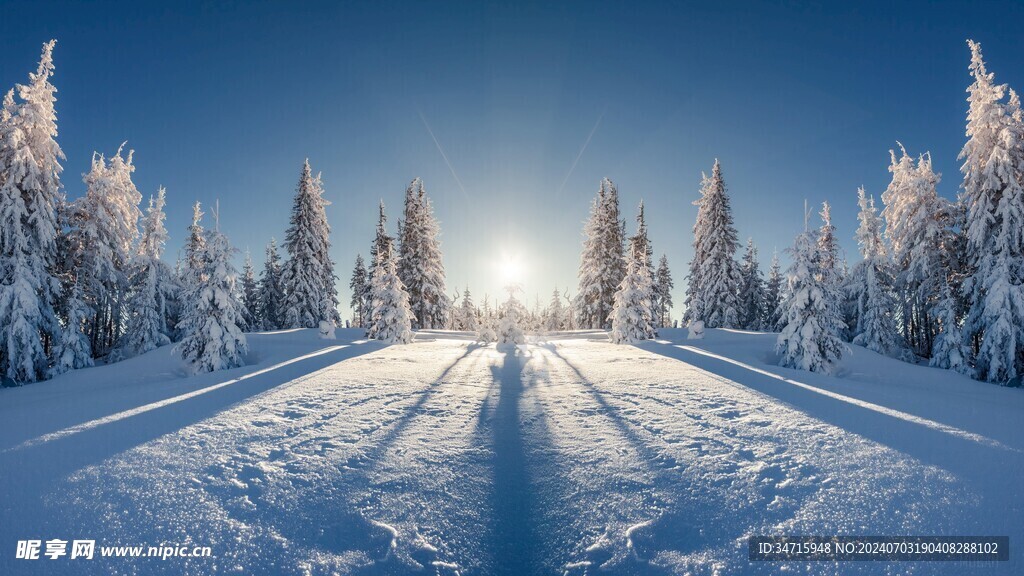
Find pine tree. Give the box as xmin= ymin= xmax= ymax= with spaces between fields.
xmin=110 ymin=187 xmax=177 ymax=361
xmin=176 ymin=207 xmax=248 ymax=373
xmin=959 ymin=40 xmax=1024 ymax=383
xmin=349 ymin=254 xmax=369 ymax=328
xmin=282 ymin=160 xmax=338 ymax=328
xmin=257 ymin=238 xmax=285 ymax=330
xmin=685 ymin=160 xmax=741 ymax=328
xmin=0 ymin=41 xmax=65 ymax=383
xmin=239 ymin=250 xmax=259 ymax=332
xmin=366 ymin=247 xmax=414 ymax=344
xmin=847 ymin=187 xmax=906 ymax=358
xmin=65 ymin=145 xmax=142 ymax=358
xmin=777 ymin=219 xmax=846 ymax=375
xmin=574 ymin=178 xmax=626 ymax=329
xmin=737 ymin=238 xmax=766 ymax=330
xmin=763 ymin=250 xmax=785 ymax=331
xmin=610 ymin=246 xmax=656 ymax=344
xmin=397 ymin=178 xmax=450 ymax=329
xmin=653 ymin=255 xmax=674 ymax=328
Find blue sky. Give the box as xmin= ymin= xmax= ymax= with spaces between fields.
xmin=3 ymin=1 xmax=1024 ymax=321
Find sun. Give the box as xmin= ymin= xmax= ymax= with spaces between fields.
xmin=497 ymin=253 xmax=524 ymax=285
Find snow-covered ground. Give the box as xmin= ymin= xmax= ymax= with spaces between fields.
xmin=1 ymin=328 xmax=1021 ymax=575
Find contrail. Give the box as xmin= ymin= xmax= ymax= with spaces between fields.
xmin=417 ymin=107 xmax=469 ymax=200
xmin=557 ymin=107 xmax=607 ymax=196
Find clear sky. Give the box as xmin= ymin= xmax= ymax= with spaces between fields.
xmin=3 ymin=1 xmax=1024 ymax=322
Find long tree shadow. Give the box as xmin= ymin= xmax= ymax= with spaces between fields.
xmin=485 ymin=345 xmax=540 ymax=576
xmin=636 ymin=341 xmax=1024 ymax=542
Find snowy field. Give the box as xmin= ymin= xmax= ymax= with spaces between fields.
xmin=1 ymin=328 xmax=1021 ymax=575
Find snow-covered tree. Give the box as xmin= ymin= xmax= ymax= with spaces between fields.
xmin=477 ymin=294 xmax=497 ymax=342
xmin=176 ymin=207 xmax=248 ymax=373
xmin=454 ymin=287 xmax=478 ymax=331
xmin=366 ymin=246 xmax=413 ymax=344
xmin=881 ymin=145 xmax=950 ymax=357
xmin=653 ymin=255 xmax=674 ymax=328
xmin=684 ymin=160 xmax=740 ymax=328
xmin=50 ymin=283 xmax=92 ymax=375
xmin=239 ymin=250 xmax=259 ymax=332
xmin=65 ymin=145 xmax=142 ymax=357
xmin=847 ymin=188 xmax=906 ymax=358
xmin=737 ymin=238 xmax=766 ymax=330
xmin=817 ymin=202 xmax=847 ymax=341
xmin=110 ymin=187 xmax=177 ymax=361
xmin=959 ymin=40 xmax=1024 ymax=383
xmin=763 ymin=250 xmax=785 ymax=331
xmin=0 ymin=41 xmax=65 ymax=383
xmin=544 ymin=288 xmax=566 ymax=332
xmin=575 ymin=178 xmax=626 ymax=329
xmin=257 ymin=238 xmax=285 ymax=330
xmin=282 ymin=160 xmax=338 ymax=328
xmin=397 ymin=178 xmax=450 ymax=329
xmin=369 ymin=200 xmax=393 ymax=271
xmin=610 ymin=246 xmax=656 ymax=344
xmin=349 ymin=254 xmax=369 ymax=328
xmin=629 ymin=200 xmax=654 ymax=278
xmin=777 ymin=214 xmax=846 ymax=375
xmin=498 ymin=284 xmax=527 ymax=345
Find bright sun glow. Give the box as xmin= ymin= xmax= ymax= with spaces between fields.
xmin=497 ymin=253 xmax=525 ymax=285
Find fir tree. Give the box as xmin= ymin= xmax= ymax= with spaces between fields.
xmin=817 ymin=202 xmax=847 ymax=341
xmin=544 ymin=288 xmax=566 ymax=331
xmin=653 ymin=255 xmax=674 ymax=328
xmin=847 ymin=188 xmax=906 ymax=358
xmin=257 ymin=238 xmax=285 ymax=330
xmin=737 ymin=238 xmax=766 ymax=330
xmin=366 ymin=246 xmax=414 ymax=344
xmin=777 ymin=209 xmax=846 ymax=374
xmin=574 ymin=178 xmax=626 ymax=329
xmin=282 ymin=160 xmax=338 ymax=328
xmin=455 ymin=287 xmax=478 ymax=331
xmin=959 ymin=40 xmax=1024 ymax=383
xmin=349 ymin=254 xmax=369 ymax=328
xmin=629 ymin=200 xmax=654 ymax=278
xmin=176 ymin=206 xmax=248 ymax=373
xmin=610 ymin=246 xmax=656 ymax=344
xmin=477 ymin=294 xmax=497 ymax=342
xmin=397 ymin=178 xmax=450 ymax=329
xmin=110 ymin=187 xmax=177 ymax=361
xmin=65 ymin=145 xmax=141 ymax=357
xmin=498 ymin=284 xmax=527 ymax=345
xmin=685 ymin=160 xmax=740 ymax=328
xmin=239 ymin=250 xmax=259 ymax=331
xmin=763 ymin=250 xmax=785 ymax=331
xmin=0 ymin=41 xmax=65 ymax=383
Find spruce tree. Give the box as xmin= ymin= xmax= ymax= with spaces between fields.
xmin=282 ymin=160 xmax=338 ymax=329
xmin=110 ymin=187 xmax=177 ymax=361
xmin=574 ymin=178 xmax=625 ymax=329
xmin=0 ymin=41 xmax=65 ymax=383
xmin=498 ymin=284 xmax=527 ymax=345
xmin=847 ymin=188 xmax=906 ymax=358
xmin=685 ymin=160 xmax=740 ymax=328
xmin=176 ymin=207 xmax=248 ymax=373
xmin=397 ymin=178 xmax=450 ymax=329
xmin=544 ymin=288 xmax=566 ymax=332
xmin=653 ymin=255 xmax=674 ymax=328
xmin=349 ymin=254 xmax=369 ymax=328
xmin=777 ymin=218 xmax=846 ymax=375
xmin=959 ymin=40 xmax=1024 ymax=383
xmin=366 ymin=246 xmax=414 ymax=344
xmin=737 ymin=238 xmax=766 ymax=330
xmin=239 ymin=250 xmax=259 ymax=332
xmin=610 ymin=246 xmax=657 ymax=344
xmin=817 ymin=202 xmax=847 ymax=341
xmin=455 ymin=287 xmax=478 ymax=331
xmin=763 ymin=250 xmax=785 ymax=331
xmin=257 ymin=238 xmax=285 ymax=330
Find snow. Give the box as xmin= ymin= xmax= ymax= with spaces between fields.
xmin=1 ymin=327 xmax=1022 ymax=575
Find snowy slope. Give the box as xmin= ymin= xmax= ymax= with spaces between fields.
xmin=1 ymin=328 xmax=1021 ymax=575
